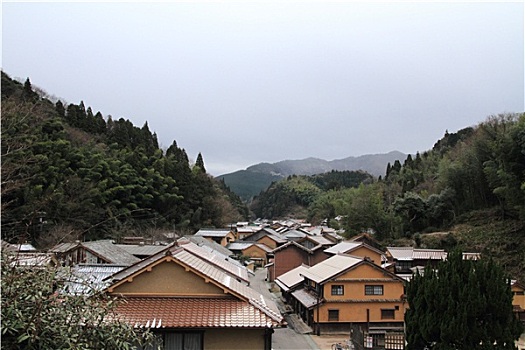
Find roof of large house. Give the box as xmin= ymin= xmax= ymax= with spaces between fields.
xmin=113 ymin=297 xmax=278 ymax=328
xmin=300 ymin=254 xmax=363 ymax=284
xmin=107 ymin=243 xmax=283 ymax=327
xmin=177 ymin=239 xmax=249 ymax=283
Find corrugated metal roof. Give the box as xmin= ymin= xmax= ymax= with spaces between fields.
xmin=114 ymin=297 xmax=280 ymax=328
xmin=387 ymin=247 xmax=447 ymax=261
xmin=291 ymin=288 xmax=319 ymax=309
xmin=11 ymin=253 xmax=55 ymax=266
xmin=300 ymin=254 xmax=363 ymax=284
xmin=275 ymin=265 xmax=310 ymax=291
xmin=65 ymin=264 xmax=128 ymax=295
xmin=412 ymin=249 xmax=446 ymax=260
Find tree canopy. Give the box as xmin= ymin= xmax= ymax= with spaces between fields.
xmin=1 ymin=251 xmax=157 ymax=349
xmin=405 ymin=251 xmax=522 ymax=349
xmin=1 ymin=71 xmax=247 ymax=247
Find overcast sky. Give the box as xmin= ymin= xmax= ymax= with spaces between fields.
xmin=2 ymin=1 xmax=523 ymax=175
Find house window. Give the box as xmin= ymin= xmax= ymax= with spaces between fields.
xmin=395 ymin=260 xmax=411 ymax=272
xmin=381 ymin=309 xmax=395 ymax=319
xmin=365 ymin=285 xmax=383 ymax=295
xmin=164 ymin=332 xmax=203 ymax=350
xmin=328 ymin=309 xmax=339 ymax=321
xmin=513 ymin=291 xmax=525 ymax=296
xmin=331 ymin=285 xmax=344 ymax=296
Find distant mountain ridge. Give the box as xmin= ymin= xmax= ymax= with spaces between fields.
xmin=217 ymin=151 xmax=406 ymax=201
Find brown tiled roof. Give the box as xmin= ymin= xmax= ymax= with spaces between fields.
xmin=107 ymin=244 xmax=283 ymax=325
xmin=115 ymin=297 xmax=280 ymax=328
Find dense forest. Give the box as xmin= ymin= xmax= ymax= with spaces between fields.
xmin=1 ymin=72 xmax=248 ymax=247
xmin=252 ymin=112 xmax=525 ymax=280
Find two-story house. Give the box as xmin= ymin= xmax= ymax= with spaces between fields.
xmin=277 ymin=254 xmax=405 ymax=344
xmin=105 ymin=240 xmax=284 ymax=350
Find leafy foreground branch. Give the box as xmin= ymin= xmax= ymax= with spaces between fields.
xmin=1 ymin=252 xmax=157 ymax=350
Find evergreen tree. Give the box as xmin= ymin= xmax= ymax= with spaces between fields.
xmin=195 ymin=152 xmax=206 ymax=173
xmin=23 ymin=78 xmax=38 ymax=101
xmin=406 ymin=250 xmax=522 ymax=349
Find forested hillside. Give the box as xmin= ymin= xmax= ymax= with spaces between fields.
xmin=250 ymin=170 xmax=374 ymax=219
xmin=1 ymin=72 xmax=248 ymax=247
xmin=253 ymin=113 xmax=525 ymax=280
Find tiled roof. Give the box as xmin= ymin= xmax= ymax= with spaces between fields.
xmin=300 ymin=254 xmax=362 ymax=284
xmin=178 ymin=240 xmax=249 ymax=283
xmin=114 ymin=297 xmax=281 ymax=328
xmin=108 ymin=244 xmax=283 ymax=325
xmin=172 ymin=249 xmax=282 ymax=322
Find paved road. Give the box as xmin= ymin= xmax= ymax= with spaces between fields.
xmin=249 ymin=268 xmax=319 ymax=350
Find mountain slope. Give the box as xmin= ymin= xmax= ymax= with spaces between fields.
xmin=218 ymin=151 xmax=406 ymax=201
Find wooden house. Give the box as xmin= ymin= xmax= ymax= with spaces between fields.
xmin=512 ymin=280 xmax=525 ymax=324
xmin=227 ymin=242 xmax=273 ymax=267
xmin=386 ymin=247 xmax=447 ymax=275
xmin=50 ymin=240 xmax=140 ymax=266
xmin=281 ymin=254 xmax=406 ymax=343
xmin=242 ymin=228 xmax=287 ymax=250
xmin=266 ymin=236 xmax=334 ymax=282
xmin=194 ymin=229 xmax=236 ymax=247
xmin=105 ymin=240 xmax=284 ymax=350
xmin=324 ymin=241 xmax=386 ymax=266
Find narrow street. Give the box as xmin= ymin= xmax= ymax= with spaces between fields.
xmin=249 ymin=268 xmax=320 ymax=350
